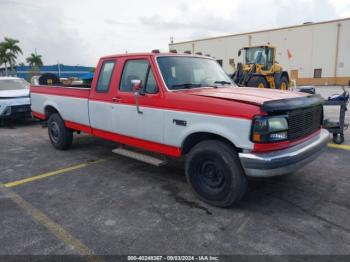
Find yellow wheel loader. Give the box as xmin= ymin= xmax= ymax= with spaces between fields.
xmin=232 ymin=45 xmax=289 ymax=90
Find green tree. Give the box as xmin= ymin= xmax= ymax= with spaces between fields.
xmin=0 ymin=43 xmax=16 ymax=76
xmin=1 ymin=37 xmax=23 ymax=74
xmin=26 ymin=53 xmax=43 ymax=67
xmin=26 ymin=53 xmax=43 ymax=81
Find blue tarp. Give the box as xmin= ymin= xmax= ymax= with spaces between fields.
xmin=16 ymin=64 xmax=94 ymax=80
xmin=80 ymin=72 xmax=94 ymax=80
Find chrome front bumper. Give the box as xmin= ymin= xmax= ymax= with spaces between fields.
xmin=239 ymin=129 xmax=329 ymax=177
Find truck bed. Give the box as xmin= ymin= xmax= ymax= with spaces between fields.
xmin=30 ymin=85 xmax=91 ymax=128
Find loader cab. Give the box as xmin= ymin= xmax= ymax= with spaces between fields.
xmin=238 ymin=46 xmax=275 ymax=71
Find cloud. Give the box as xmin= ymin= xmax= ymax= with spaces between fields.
xmin=0 ymin=0 xmax=92 ymax=66
xmin=0 ymin=0 xmax=348 ymax=66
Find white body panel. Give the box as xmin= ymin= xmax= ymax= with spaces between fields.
xmin=31 ymin=93 xmax=90 ymax=126
xmin=89 ymin=100 xmax=115 ymax=133
xmin=31 ymin=93 xmax=254 ymax=150
xmin=163 ymin=109 xmax=253 ymax=149
xmin=114 ymin=104 xmax=164 ymax=143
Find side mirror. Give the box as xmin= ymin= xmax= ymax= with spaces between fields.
xmin=131 ymin=79 xmax=142 ymax=92
xmin=238 ymin=50 xmax=241 ymax=57
xmin=131 ymin=79 xmax=143 ymax=114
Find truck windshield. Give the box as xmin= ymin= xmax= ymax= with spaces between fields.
xmin=0 ymin=78 xmax=29 ymax=91
xmin=157 ymin=56 xmax=233 ymax=90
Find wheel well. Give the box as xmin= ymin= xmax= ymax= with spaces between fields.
xmin=182 ymin=132 xmax=237 ymax=155
xmin=281 ymin=71 xmax=289 ymax=82
xmin=44 ymin=106 xmax=59 ymax=119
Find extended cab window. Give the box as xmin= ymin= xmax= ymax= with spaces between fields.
xmin=120 ymin=59 xmax=158 ymax=93
xmin=96 ymin=61 xmax=115 ymax=92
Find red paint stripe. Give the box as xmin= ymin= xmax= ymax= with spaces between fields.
xmin=63 ymin=121 xmax=181 ymax=157
xmin=31 ymin=85 xmax=261 ymax=120
xmin=88 ymin=98 xmax=255 ymax=120
xmin=65 ymin=121 xmax=92 ymax=133
xmin=31 ymin=86 xmax=90 ymax=98
xmin=32 ymin=111 xmax=46 ymax=120
xmin=253 ymin=129 xmax=321 ymax=152
xmin=92 ymin=128 xmax=182 ymax=157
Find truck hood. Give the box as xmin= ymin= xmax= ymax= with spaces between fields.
xmin=178 ymin=86 xmax=308 ymax=105
xmin=0 ymin=89 xmax=30 ymax=98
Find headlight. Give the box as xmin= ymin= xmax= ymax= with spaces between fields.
xmin=252 ymin=116 xmax=288 ymax=143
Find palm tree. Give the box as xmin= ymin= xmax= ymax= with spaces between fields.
xmin=0 ymin=44 xmax=7 ymax=75
xmin=26 ymin=53 xmax=43 ymax=68
xmin=0 ymin=43 xmax=16 ymax=76
xmin=2 ymin=37 xmax=23 ymax=74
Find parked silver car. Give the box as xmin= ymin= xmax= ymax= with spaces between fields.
xmin=0 ymin=77 xmax=31 ymax=119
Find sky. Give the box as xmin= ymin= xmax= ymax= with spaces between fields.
xmin=0 ymin=0 xmax=349 ymax=66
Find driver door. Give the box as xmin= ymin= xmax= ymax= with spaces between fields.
xmin=112 ymin=57 xmax=163 ymax=144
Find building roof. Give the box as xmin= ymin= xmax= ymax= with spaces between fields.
xmin=170 ymin=17 xmax=350 ymax=45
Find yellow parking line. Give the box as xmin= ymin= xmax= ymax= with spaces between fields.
xmin=328 ymin=143 xmax=350 ymax=151
xmin=4 ymin=159 xmax=106 ymax=188
xmin=0 ymin=184 xmax=103 ymax=261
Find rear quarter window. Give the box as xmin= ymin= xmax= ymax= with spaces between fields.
xmin=96 ymin=61 xmax=116 ymax=92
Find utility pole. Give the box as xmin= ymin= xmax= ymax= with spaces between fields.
xmin=57 ymin=61 xmax=61 ymax=78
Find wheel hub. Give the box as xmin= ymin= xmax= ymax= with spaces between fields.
xmin=200 ymin=161 xmax=224 ymax=188
xmin=49 ymin=122 xmax=60 ymax=143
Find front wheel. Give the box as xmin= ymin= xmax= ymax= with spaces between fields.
xmin=277 ymin=76 xmax=289 ymax=90
xmin=48 ymin=113 xmax=73 ymax=150
xmin=247 ymin=76 xmax=269 ymax=89
xmin=185 ymin=140 xmax=247 ymax=207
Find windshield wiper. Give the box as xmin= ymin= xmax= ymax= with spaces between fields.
xmin=214 ymin=81 xmax=232 ymax=85
xmin=171 ymin=83 xmax=202 ymax=89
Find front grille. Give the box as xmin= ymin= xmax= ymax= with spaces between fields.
xmin=11 ymin=105 xmax=31 ymax=113
xmin=288 ymin=105 xmax=322 ymax=140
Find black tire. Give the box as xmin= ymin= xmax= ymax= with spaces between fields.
xmin=247 ymin=76 xmax=269 ymax=89
xmin=277 ymin=76 xmax=289 ymax=90
xmin=48 ymin=113 xmax=73 ymax=150
xmin=333 ymin=133 xmax=344 ymax=144
xmin=185 ymin=140 xmax=247 ymax=207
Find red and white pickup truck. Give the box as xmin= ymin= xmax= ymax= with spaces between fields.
xmin=30 ymin=53 xmax=329 ymax=207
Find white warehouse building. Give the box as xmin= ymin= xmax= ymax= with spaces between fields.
xmin=169 ymin=18 xmax=350 ymax=86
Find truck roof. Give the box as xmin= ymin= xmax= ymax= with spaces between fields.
xmin=101 ymin=52 xmax=213 ymax=60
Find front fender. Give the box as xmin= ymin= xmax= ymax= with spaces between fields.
xmin=163 ymin=111 xmax=254 ymax=150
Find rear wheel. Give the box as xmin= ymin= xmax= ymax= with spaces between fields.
xmin=48 ymin=113 xmax=73 ymax=150
xmin=277 ymin=76 xmax=289 ymax=90
xmin=185 ymin=140 xmax=247 ymax=207
xmin=247 ymin=76 xmax=269 ymax=89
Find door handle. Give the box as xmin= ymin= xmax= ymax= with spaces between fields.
xmin=112 ymin=97 xmax=122 ymax=102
